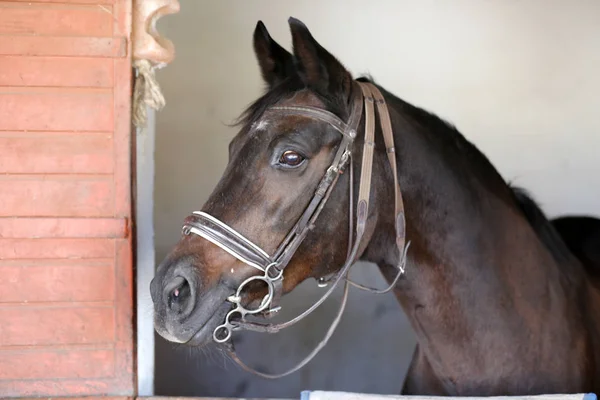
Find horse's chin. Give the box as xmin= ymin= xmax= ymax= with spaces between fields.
xmin=185 ymin=303 xmax=231 ymax=347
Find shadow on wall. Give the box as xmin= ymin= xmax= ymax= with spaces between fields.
xmin=154 ymin=263 xmax=416 ymax=398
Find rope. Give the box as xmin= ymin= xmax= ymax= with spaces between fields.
xmin=132 ymin=59 xmax=166 ymax=129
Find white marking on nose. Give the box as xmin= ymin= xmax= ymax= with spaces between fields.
xmin=230 ymin=268 xmax=235 ymax=274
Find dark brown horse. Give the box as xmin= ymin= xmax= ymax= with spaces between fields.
xmin=151 ymin=17 xmax=600 ymax=395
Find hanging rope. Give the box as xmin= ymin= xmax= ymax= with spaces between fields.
xmin=132 ymin=59 xmax=166 ymax=129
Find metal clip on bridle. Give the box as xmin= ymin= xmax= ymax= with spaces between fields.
xmin=180 ymin=81 xmax=410 ymax=379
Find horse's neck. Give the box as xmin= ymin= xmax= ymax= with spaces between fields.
xmin=361 ymin=98 xmax=590 ymax=391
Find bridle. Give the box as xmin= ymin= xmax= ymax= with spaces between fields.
xmin=181 ymin=81 xmax=410 ymax=378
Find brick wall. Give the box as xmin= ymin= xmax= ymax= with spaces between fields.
xmin=0 ymin=0 xmax=134 ymax=397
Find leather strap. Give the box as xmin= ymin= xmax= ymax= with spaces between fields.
xmin=344 ymin=83 xmax=409 ymax=294
xmin=183 ymin=86 xmax=363 ymax=313
xmin=265 ymin=106 xmax=353 ymax=138
xmin=223 ymin=82 xmax=407 ymax=378
xmin=356 ymin=83 xmax=376 ymax=236
xmin=226 ymin=279 xmax=350 ymax=379
xmin=183 ymin=212 xmax=274 ymax=272
xmin=260 ymin=85 xmax=365 ymax=311
xmin=365 ymin=83 xmax=406 ymax=257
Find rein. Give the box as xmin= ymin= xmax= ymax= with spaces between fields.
xmin=181 ymin=81 xmax=410 ymax=378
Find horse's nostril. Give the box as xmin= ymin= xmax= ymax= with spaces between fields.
xmin=169 ymin=282 xmax=189 ymax=305
xmin=166 ymin=276 xmax=193 ymax=315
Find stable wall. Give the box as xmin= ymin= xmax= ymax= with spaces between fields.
xmin=0 ymin=0 xmax=134 ymax=397
xmin=153 ymin=1 xmax=600 ymax=398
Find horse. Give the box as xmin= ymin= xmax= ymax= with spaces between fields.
xmin=150 ymin=17 xmax=600 ymax=395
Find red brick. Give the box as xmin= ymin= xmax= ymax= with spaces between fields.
xmin=0 ymin=87 xmax=113 ymax=131
xmin=0 ymin=175 xmax=114 ymax=217
xmin=0 ymin=133 xmax=113 ymax=174
xmin=0 ymin=36 xmax=126 ymax=57
xmin=0 ymin=217 xmax=127 ymax=238
xmin=0 ymin=259 xmax=114 ymax=302
xmin=0 ymin=3 xmax=113 ymax=37
xmin=0 ymin=56 xmax=113 ymax=87
xmin=0 ymin=347 xmax=114 ymax=380
xmin=0 ymin=305 xmax=114 ymax=346
xmin=0 ymin=238 xmax=115 ymax=259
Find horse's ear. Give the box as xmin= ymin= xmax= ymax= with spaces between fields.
xmin=253 ymin=21 xmax=295 ymax=88
xmin=288 ymin=17 xmax=353 ymax=102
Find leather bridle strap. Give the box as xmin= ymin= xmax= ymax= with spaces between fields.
xmin=181 ymin=80 xmax=410 ymax=378
xmin=223 ymin=81 xmax=375 ymax=378
xmin=224 ymin=82 xmax=409 ymax=378
xmin=366 ymin=83 xmax=407 ymax=265
xmin=225 ymin=280 xmax=351 ymax=379
xmin=183 ymin=212 xmax=274 ymax=272
xmin=181 ymin=85 xmax=363 ymax=329
xmin=258 ymin=85 xmax=365 ymax=312
xmin=317 ymin=83 xmax=410 ymax=291
xmin=344 ymin=83 xmax=409 ymax=293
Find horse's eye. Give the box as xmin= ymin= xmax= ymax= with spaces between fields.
xmin=279 ymin=150 xmax=305 ymax=167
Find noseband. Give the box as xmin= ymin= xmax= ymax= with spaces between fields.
xmin=181 ymin=81 xmax=410 ymax=378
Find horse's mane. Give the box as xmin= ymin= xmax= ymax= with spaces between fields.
xmin=509 ymin=186 xmax=575 ymax=265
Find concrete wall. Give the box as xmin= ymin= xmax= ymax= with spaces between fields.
xmin=153 ymin=1 xmax=600 ymax=398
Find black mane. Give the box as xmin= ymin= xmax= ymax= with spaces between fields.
xmin=509 ymin=186 xmax=575 ymax=266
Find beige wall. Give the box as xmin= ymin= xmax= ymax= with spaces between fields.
xmin=153 ymin=1 xmax=600 ymax=397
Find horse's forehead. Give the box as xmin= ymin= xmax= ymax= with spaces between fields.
xmin=250 ymin=90 xmax=325 ymax=132
xmin=280 ymin=90 xmax=325 ymax=108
